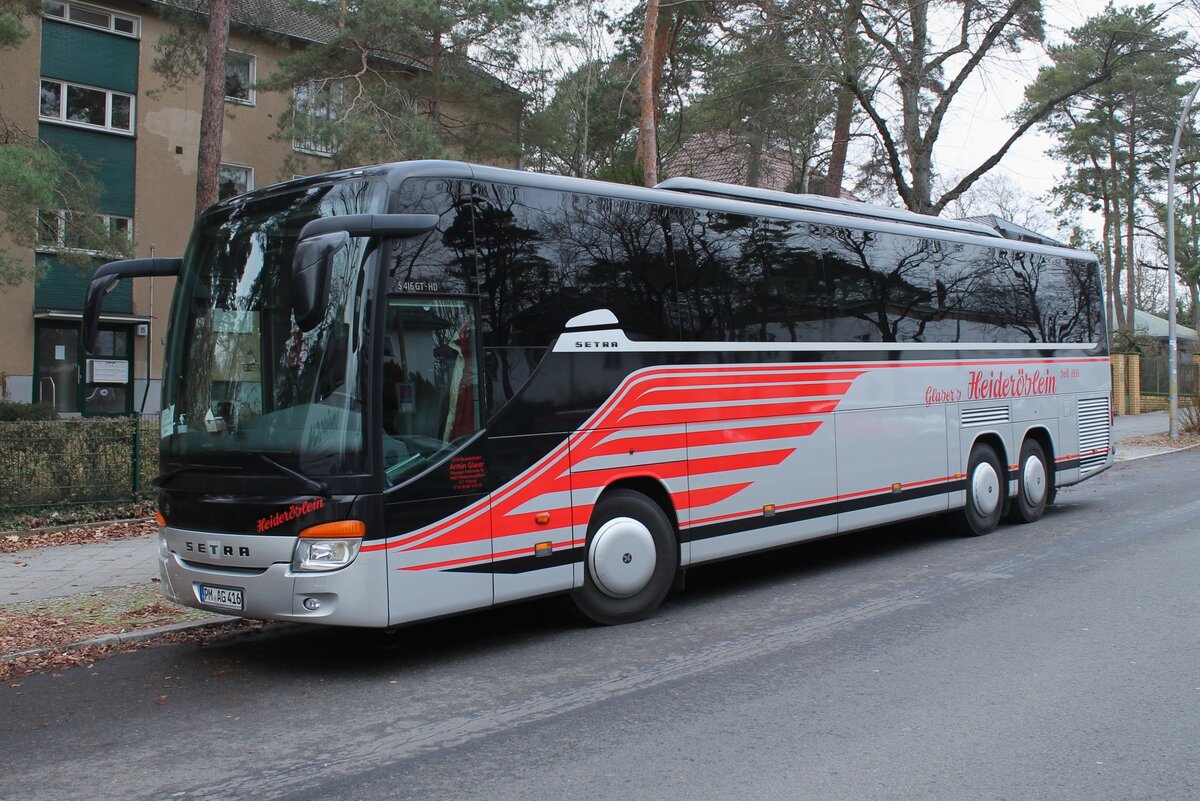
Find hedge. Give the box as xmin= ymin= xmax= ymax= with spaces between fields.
xmin=0 ymin=416 xmax=159 ymax=512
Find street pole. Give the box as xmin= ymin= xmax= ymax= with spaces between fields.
xmin=1166 ymin=81 xmax=1199 ymax=441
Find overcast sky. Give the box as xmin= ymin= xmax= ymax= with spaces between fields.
xmin=934 ymin=0 xmax=1197 ymax=213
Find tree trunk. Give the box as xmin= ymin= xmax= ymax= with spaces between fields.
xmin=635 ymin=0 xmax=660 ymax=186
xmin=1107 ymin=195 xmax=1128 ymax=333
xmin=900 ymin=0 xmax=932 ymax=213
xmin=1100 ymin=195 xmax=1120 ymax=333
xmin=194 ymin=0 xmax=232 ymax=219
xmin=826 ymin=86 xmax=854 ymax=198
xmin=431 ymin=29 xmax=444 ymax=131
xmin=825 ymin=0 xmax=862 ymax=198
xmin=1125 ymin=129 xmax=1136 ymax=337
xmin=747 ymin=126 xmax=763 ymax=188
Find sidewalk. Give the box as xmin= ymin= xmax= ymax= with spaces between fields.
xmin=1111 ymin=410 xmax=1189 ymax=461
xmin=2 ymin=534 xmax=158 ymax=605
xmin=0 ymin=413 xmax=1191 ymax=609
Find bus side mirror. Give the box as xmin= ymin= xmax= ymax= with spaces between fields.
xmin=291 ymin=231 xmax=350 ymax=332
xmin=82 ymin=257 xmax=181 ymax=353
xmin=290 ymin=214 xmax=438 ymax=332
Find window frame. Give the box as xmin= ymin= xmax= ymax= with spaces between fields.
xmin=291 ymin=80 xmax=344 ymax=157
xmin=224 ymin=50 xmax=256 ymax=106
xmin=42 ymin=0 xmax=140 ymax=38
xmin=217 ymin=162 xmax=254 ymax=201
xmin=39 ymin=77 xmax=136 ymax=135
xmin=35 ymin=209 xmax=133 ymax=255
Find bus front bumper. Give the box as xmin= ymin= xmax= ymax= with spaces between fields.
xmin=157 ymin=529 xmax=388 ymax=627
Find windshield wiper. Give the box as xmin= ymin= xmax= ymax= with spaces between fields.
xmin=154 ymin=463 xmax=244 ymax=487
xmin=257 ymin=454 xmax=328 ymax=496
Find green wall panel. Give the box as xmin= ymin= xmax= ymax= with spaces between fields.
xmin=39 ymin=124 xmax=135 ymax=216
xmin=40 ymin=20 xmax=138 ymax=93
xmin=35 ymin=254 xmax=131 ymax=312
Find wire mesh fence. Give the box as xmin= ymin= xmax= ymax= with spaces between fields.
xmin=1140 ymin=355 xmax=1200 ymax=397
xmin=0 ymin=414 xmax=160 ymax=514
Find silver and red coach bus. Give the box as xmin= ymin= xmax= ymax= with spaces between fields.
xmin=83 ymin=161 xmax=1112 ymax=627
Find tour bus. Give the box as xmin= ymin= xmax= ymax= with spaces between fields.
xmin=83 ymin=161 xmax=1112 ymax=627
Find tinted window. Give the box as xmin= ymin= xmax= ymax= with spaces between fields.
xmin=922 ymin=242 xmax=1028 ymax=343
xmin=1003 ymin=253 xmax=1105 ymax=344
xmin=823 ymin=228 xmax=942 ymax=342
xmin=672 ymin=210 xmax=828 ymax=342
xmin=388 ymin=178 xmax=476 ymax=294
xmin=471 ymin=183 xmax=676 ymax=411
xmin=927 ymin=247 xmax=1106 ymax=344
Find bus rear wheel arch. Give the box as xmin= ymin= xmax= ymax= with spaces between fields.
xmin=571 ymin=488 xmax=678 ymax=625
xmin=953 ymin=440 xmax=1006 ymax=536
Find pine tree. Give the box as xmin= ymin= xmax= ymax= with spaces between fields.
xmin=260 ymin=0 xmax=536 ymax=172
xmin=1024 ymin=5 xmax=1194 ymax=337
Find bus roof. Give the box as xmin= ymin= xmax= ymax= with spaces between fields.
xmin=654 ymin=176 xmax=1004 ymax=240
xmin=220 ymin=160 xmax=1099 ymax=264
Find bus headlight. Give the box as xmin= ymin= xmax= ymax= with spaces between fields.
xmin=292 ymin=520 xmax=365 ymax=572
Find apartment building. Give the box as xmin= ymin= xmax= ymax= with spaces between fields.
xmin=0 ymin=0 xmax=518 ymax=414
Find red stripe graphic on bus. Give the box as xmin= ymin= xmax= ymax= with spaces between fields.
xmin=366 ymin=363 xmax=864 ymax=565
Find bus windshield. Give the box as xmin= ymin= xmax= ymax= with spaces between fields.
xmin=161 ymin=179 xmax=386 ymax=477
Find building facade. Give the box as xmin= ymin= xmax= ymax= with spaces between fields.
xmin=0 ymin=0 xmax=517 ymax=414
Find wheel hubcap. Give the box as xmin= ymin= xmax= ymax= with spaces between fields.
xmin=589 ymin=516 xmax=657 ymax=598
xmin=1022 ymin=455 xmax=1046 ymax=506
xmin=971 ymin=461 xmax=1000 ymax=517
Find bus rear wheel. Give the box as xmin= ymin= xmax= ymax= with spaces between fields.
xmin=953 ymin=442 xmax=1006 ymax=537
xmin=571 ymin=489 xmax=677 ymax=625
xmin=1007 ymin=439 xmax=1049 ymax=524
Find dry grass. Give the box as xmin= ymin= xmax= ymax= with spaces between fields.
xmin=1181 ymin=397 xmax=1200 ymax=436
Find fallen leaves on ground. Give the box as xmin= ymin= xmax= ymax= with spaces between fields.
xmin=1120 ymin=433 xmax=1200 ymax=448
xmin=0 ymin=517 xmax=157 ymax=554
xmin=0 ymin=584 xmax=249 ymax=682
xmin=2 ymin=619 xmax=266 ymax=683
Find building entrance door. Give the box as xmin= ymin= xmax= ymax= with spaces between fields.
xmin=35 ymin=322 xmax=133 ymax=415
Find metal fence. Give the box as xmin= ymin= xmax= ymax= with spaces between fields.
xmin=1140 ymin=355 xmax=1200 ymax=397
xmin=0 ymin=414 xmax=159 ymax=514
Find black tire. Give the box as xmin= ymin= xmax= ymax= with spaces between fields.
xmin=570 ymin=489 xmax=678 ymax=625
xmin=952 ymin=442 xmax=1006 ymax=536
xmin=1007 ymin=439 xmax=1049 ymax=524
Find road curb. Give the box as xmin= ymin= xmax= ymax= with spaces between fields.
xmin=1114 ymin=441 xmax=1200 ymax=462
xmin=1 ymin=615 xmax=237 ymax=663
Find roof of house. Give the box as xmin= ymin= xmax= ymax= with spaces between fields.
xmin=139 ymin=0 xmax=336 ymax=46
xmin=959 ymin=214 xmax=1066 ymax=247
xmin=1135 ymin=309 xmax=1199 ymax=340
xmin=663 ymin=131 xmax=859 ymax=201
xmin=136 ymin=0 xmax=514 ymax=89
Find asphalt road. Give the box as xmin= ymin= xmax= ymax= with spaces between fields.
xmin=3 ymin=451 xmax=1198 ymax=801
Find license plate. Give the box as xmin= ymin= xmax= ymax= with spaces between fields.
xmin=199 ymin=584 xmax=243 ymax=610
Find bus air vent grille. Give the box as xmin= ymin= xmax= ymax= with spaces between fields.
xmin=1077 ymin=397 xmax=1111 ymax=474
xmin=961 ymin=406 xmax=1010 ymax=427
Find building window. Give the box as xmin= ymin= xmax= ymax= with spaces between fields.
xmin=42 ymin=1 xmax=140 ymax=38
xmin=40 ymin=78 xmax=134 ymax=134
xmin=292 ymin=80 xmax=345 ymax=157
xmin=218 ymin=164 xmax=253 ymax=201
xmin=225 ymin=51 xmax=255 ymax=105
xmin=36 ymin=210 xmax=132 ymax=254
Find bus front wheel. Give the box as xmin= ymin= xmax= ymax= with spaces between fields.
xmin=571 ymin=489 xmax=677 ymax=625
xmin=953 ymin=442 xmax=1006 ymax=536
xmin=1007 ymin=439 xmax=1049 ymax=524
